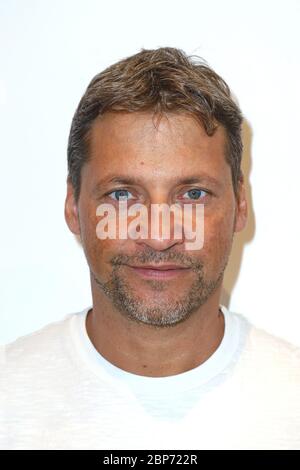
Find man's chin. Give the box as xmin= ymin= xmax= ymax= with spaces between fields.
xmin=120 ymin=304 xmax=194 ymax=328
xmin=113 ymin=289 xmax=198 ymax=327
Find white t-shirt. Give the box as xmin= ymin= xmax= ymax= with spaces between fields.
xmin=1 ymin=304 xmax=300 ymax=450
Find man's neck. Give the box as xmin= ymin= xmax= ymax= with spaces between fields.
xmin=85 ymin=283 xmax=225 ymax=378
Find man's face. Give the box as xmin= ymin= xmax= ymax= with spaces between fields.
xmin=65 ymin=111 xmax=247 ymax=327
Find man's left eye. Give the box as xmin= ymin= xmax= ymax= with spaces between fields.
xmin=183 ymin=188 xmax=208 ymax=200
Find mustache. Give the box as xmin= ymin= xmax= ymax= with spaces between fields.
xmin=110 ymin=250 xmax=204 ymax=270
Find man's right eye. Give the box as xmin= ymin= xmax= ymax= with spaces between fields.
xmin=107 ymin=189 xmax=135 ymax=201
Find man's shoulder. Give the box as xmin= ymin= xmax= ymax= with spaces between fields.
xmin=246 ymin=320 xmax=300 ymax=358
xmin=224 ymin=305 xmax=300 ymax=361
xmin=1 ymin=308 xmax=86 ymax=369
xmin=236 ymin=314 xmax=300 ymax=383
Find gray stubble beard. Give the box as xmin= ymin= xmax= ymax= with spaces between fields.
xmin=91 ymin=256 xmax=226 ymax=328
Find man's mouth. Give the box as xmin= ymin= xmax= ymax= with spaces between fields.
xmin=124 ymin=263 xmax=191 ymax=279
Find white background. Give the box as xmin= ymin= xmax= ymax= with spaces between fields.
xmin=1 ymin=0 xmax=299 ymax=345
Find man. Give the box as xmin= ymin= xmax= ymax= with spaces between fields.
xmin=1 ymin=47 xmax=300 ymax=450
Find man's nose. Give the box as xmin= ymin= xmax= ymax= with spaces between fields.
xmin=133 ymin=194 xmax=185 ymax=251
xmin=135 ymin=232 xmax=181 ymax=251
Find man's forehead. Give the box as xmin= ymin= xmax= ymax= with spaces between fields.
xmin=88 ymin=110 xmax=227 ymax=149
xmin=84 ymin=111 xmax=231 ymax=190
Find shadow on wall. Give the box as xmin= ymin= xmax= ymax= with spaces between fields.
xmin=221 ymin=119 xmax=255 ymax=308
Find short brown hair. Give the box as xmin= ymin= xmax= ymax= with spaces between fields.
xmin=67 ymin=47 xmax=243 ymax=203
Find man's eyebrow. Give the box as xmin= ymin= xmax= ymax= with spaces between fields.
xmin=92 ymin=174 xmax=222 ymax=194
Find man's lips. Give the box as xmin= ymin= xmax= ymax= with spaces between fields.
xmin=127 ymin=263 xmax=189 ymax=270
xmin=124 ymin=263 xmax=191 ymax=279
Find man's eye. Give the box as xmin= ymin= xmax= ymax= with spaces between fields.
xmin=182 ymin=188 xmax=208 ymax=200
xmin=108 ymin=189 xmax=135 ymax=201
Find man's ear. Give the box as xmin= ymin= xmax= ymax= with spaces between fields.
xmin=64 ymin=178 xmax=81 ymax=236
xmin=234 ymin=171 xmax=248 ymax=233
